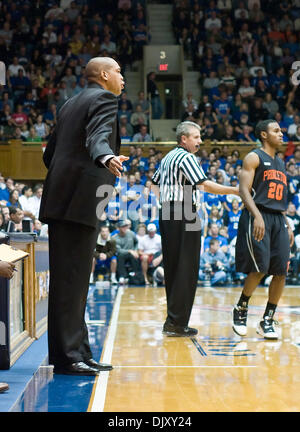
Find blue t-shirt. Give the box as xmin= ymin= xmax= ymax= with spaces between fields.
xmin=0 ymin=187 xmax=9 ymax=203
xmin=138 ymin=193 xmax=157 ymax=219
xmin=213 ymin=99 xmax=230 ymax=115
xmin=227 ymin=209 xmax=242 ymax=240
xmin=106 ymin=197 xmax=121 ymax=220
xmin=204 ymin=235 xmax=228 ymax=251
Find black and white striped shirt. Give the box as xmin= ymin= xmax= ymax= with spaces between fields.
xmin=152 ymin=146 xmax=207 ymax=203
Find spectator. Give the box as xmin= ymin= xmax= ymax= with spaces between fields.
xmin=237 ymin=125 xmax=256 ymax=142
xmin=132 ymin=124 xmax=152 ymax=142
xmin=130 ymin=107 xmax=148 ymax=133
xmin=292 ymin=126 xmax=300 ymax=142
xmin=199 ymin=238 xmax=229 ymax=286
xmin=91 ymin=226 xmax=118 ymax=284
xmin=138 ymin=223 xmax=162 ymax=285
xmin=204 ymin=222 xmax=228 ymax=253
xmin=133 ymin=91 xmax=150 ymax=117
xmin=106 ymin=188 xmax=124 ymax=228
xmin=8 ymin=56 xmax=25 ymax=77
xmin=208 ymin=205 xmax=224 ymax=228
xmin=136 ymin=223 xmax=147 ymax=249
xmin=119 ymin=116 xmax=134 ymax=137
xmin=238 ymin=78 xmax=256 ymax=100
xmin=147 ymin=71 xmax=163 ymax=119
xmin=26 ymin=126 xmax=42 ymax=142
xmin=288 ymin=115 xmax=300 ymax=138
xmin=205 ymin=11 xmax=222 ymax=31
xmin=42 ymin=25 xmax=58 ymax=45
xmin=11 ymin=104 xmax=28 ymax=128
xmin=100 ymin=35 xmax=117 ymax=54
xmin=7 ymin=189 xmax=22 ymax=209
xmin=114 ymin=220 xmax=140 ymax=284
xmin=66 ymin=1 xmax=80 ymax=23
xmin=181 ymin=102 xmax=199 ymax=122
xmin=4 ymin=206 xmax=24 ymax=232
xmin=182 ymin=91 xmax=198 ymax=112
xmin=121 ymin=173 xmax=143 ymax=231
xmin=61 ymin=67 xmax=77 ymax=92
xmin=286 ymin=202 xmax=300 ymax=236
xmin=19 ymin=185 xmax=35 ymax=221
xmin=262 ymin=92 xmax=279 ymax=118
xmin=34 ymin=114 xmax=49 ymax=139
xmin=29 ymin=184 xmax=43 ymax=219
xmin=137 ymin=185 xmax=158 ymax=226
xmin=118 ymin=92 xmax=133 ymax=112
xmin=225 ymin=198 xmax=242 ymax=241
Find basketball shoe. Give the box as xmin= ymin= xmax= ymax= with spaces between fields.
xmin=256 ymin=316 xmax=278 ymax=339
xmin=232 ymin=305 xmax=248 ymax=336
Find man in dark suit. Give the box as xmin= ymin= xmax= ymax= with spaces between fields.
xmin=39 ymin=57 xmax=128 ymax=375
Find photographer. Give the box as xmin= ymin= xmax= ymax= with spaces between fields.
xmin=199 ymin=238 xmax=229 ymax=286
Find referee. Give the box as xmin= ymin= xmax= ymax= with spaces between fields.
xmin=152 ymin=121 xmax=239 ymax=337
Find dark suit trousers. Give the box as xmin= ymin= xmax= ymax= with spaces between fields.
xmin=47 ymin=220 xmax=98 ymax=367
xmin=159 ymin=203 xmax=201 ymax=327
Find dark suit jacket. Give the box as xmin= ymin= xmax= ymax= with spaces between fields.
xmin=39 ymin=82 xmax=120 ymax=228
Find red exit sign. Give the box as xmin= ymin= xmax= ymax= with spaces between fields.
xmin=159 ymin=63 xmax=168 ymax=71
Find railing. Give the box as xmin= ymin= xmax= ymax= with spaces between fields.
xmin=0 ymin=139 xmax=288 ymax=180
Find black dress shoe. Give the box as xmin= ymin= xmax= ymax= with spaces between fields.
xmin=0 ymin=382 xmax=9 ymax=393
xmin=85 ymin=358 xmax=113 ymax=371
xmin=162 ymin=322 xmax=198 ymax=337
xmin=53 ymin=361 xmax=100 ymax=376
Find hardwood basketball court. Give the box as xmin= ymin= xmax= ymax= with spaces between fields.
xmin=88 ymin=285 xmax=300 ymax=412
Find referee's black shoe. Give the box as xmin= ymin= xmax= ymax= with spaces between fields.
xmin=162 ymin=321 xmax=198 ymax=337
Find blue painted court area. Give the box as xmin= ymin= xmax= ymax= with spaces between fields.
xmin=0 ymin=284 xmax=117 ymax=412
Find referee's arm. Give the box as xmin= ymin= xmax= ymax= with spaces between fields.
xmin=180 ymin=153 xmax=240 ymax=196
xmin=199 ymin=179 xmax=239 ymax=196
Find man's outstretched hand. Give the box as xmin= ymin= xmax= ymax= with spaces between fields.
xmin=107 ymin=155 xmax=129 ymax=177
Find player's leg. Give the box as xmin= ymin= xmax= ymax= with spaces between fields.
xmin=257 ymin=214 xmax=290 ymax=339
xmin=233 ymin=209 xmax=270 ymax=336
xmin=233 ymin=272 xmax=265 ymax=336
xmin=256 ymin=275 xmax=285 ymax=339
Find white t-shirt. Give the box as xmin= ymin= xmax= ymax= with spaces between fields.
xmin=28 ymin=195 xmax=41 ymax=219
xmin=19 ymin=195 xmax=34 ymax=219
xmin=138 ymin=234 xmax=162 ymax=255
xmin=205 ymin=17 xmax=222 ymax=30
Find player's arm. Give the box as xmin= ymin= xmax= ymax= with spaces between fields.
xmin=239 ymin=152 xmax=265 ymax=242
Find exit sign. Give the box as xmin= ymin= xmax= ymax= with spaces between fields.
xmin=159 ymin=63 xmax=168 ymax=71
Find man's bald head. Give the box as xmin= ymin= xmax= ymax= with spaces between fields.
xmin=85 ymin=57 xmax=116 ymax=81
xmin=85 ymin=57 xmax=124 ymax=96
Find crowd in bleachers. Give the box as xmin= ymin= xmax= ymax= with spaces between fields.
xmin=1 ymin=0 xmax=300 ymax=286
xmin=2 ymin=135 xmax=300 ymax=285
xmin=0 ymin=0 xmax=150 ymax=142
xmin=173 ymin=0 xmax=300 ymax=143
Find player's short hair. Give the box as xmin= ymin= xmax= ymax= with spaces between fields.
xmin=176 ymin=121 xmax=201 ymax=144
xmin=255 ymin=119 xmax=277 ymax=141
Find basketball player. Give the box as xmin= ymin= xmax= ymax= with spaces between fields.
xmin=232 ymin=120 xmax=294 ymax=339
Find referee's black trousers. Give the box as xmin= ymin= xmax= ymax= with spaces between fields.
xmin=47 ymin=220 xmax=98 ymax=367
xmin=159 ymin=202 xmax=201 ymax=327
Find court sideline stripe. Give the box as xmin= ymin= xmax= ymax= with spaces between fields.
xmin=88 ymin=286 xmax=124 ymax=412
xmin=191 ymin=337 xmax=207 ymax=356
